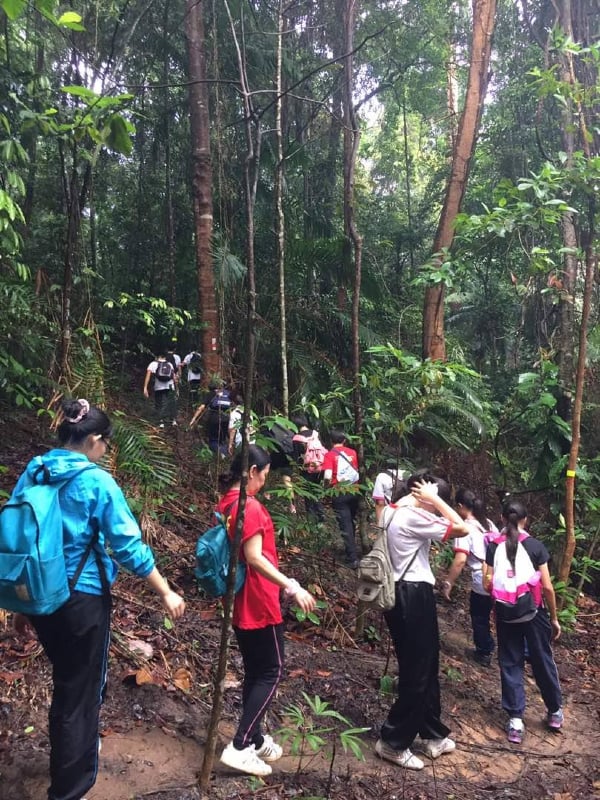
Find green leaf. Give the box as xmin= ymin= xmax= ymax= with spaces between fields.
xmin=1 ymin=0 xmax=27 ymax=21
xmin=57 ymin=11 xmax=85 ymax=30
xmin=106 ymin=115 xmax=133 ymax=156
xmin=163 ymin=616 xmax=173 ymax=630
xmin=62 ymin=85 xmax=98 ymax=100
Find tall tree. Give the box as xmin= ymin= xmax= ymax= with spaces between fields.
xmin=185 ymin=0 xmax=219 ymax=376
xmin=422 ymin=0 xmax=497 ymax=361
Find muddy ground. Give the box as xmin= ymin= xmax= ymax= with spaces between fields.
xmin=0 ymin=411 xmax=599 ymax=800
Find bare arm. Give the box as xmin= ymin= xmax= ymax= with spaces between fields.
xmin=441 ymin=551 xmax=468 ymax=599
xmin=189 ymin=404 xmax=206 ymax=428
xmin=243 ymin=533 xmax=315 ymax=612
xmin=143 ymin=370 xmax=153 ymax=397
xmin=539 ymin=562 xmax=561 ymax=640
xmin=411 ymin=481 xmax=470 ymax=537
xmin=145 ymin=567 xmax=186 ymax=620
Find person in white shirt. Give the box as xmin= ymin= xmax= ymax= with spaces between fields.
xmin=440 ymin=488 xmax=499 ymax=667
xmin=182 ymin=350 xmax=203 ymax=404
xmin=375 ymin=472 xmax=469 ymax=772
xmin=372 ymin=462 xmax=407 ymax=525
xmin=143 ymin=352 xmax=178 ymax=428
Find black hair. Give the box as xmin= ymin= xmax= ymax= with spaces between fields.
xmin=501 ymin=499 xmax=527 ymax=570
xmin=218 ymin=445 xmax=271 ymax=493
xmin=291 ymin=413 xmax=309 ymax=430
xmin=406 ymin=470 xmax=451 ymax=504
xmin=390 ymin=479 xmax=409 ymax=504
xmin=329 ymin=429 xmax=347 ymax=445
xmin=455 ymin=487 xmax=489 ymax=530
xmin=57 ymin=399 xmax=112 ymax=445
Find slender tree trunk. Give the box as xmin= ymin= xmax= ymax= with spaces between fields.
xmin=422 ymin=0 xmax=496 ymax=360
xmin=560 ymin=240 xmax=596 ymax=584
xmin=164 ymin=0 xmax=177 ymax=307
xmin=185 ymin=0 xmax=219 ymax=377
xmin=341 ymin=0 xmax=368 ymax=567
xmin=199 ymin=1 xmax=261 ymax=789
xmin=275 ymin=0 xmax=289 ymax=415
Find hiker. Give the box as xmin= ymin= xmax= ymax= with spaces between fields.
xmin=484 ymin=499 xmax=563 ymax=744
xmin=375 ymin=472 xmax=470 ymax=771
xmin=189 ymin=381 xmax=231 ymax=456
xmin=166 ymin=344 xmax=182 ymax=380
xmin=12 ymin=398 xmax=185 ymax=800
xmin=228 ymin=394 xmax=256 ymax=455
xmin=291 ymin=414 xmax=326 ymax=523
xmin=217 ymin=445 xmax=316 ymax=777
xmin=183 ymin=349 xmax=203 ymax=405
xmin=322 ymin=430 xmax=360 ymax=568
xmin=440 ymin=488 xmax=499 ymax=667
xmin=372 ymin=460 xmax=408 ymax=526
xmin=143 ymin=350 xmax=178 ymax=428
xmin=260 ymin=419 xmax=296 ymax=514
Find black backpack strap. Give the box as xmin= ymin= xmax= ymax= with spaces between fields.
xmin=68 ymin=519 xmax=110 ymax=596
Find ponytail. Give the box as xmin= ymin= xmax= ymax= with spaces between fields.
xmin=455 ymin=488 xmax=489 ymax=530
xmin=501 ymin=499 xmax=528 ymax=570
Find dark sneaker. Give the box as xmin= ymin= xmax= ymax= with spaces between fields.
xmin=547 ymin=708 xmax=564 ymax=730
xmin=473 ymin=651 xmax=492 ymax=668
xmin=507 ymin=719 xmax=524 ymax=744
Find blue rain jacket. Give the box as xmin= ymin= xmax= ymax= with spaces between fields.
xmin=14 ymin=449 xmax=155 ymax=595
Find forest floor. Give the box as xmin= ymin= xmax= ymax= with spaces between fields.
xmin=0 ymin=408 xmax=599 ymax=800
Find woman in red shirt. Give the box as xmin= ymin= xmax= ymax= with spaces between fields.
xmin=217 ymin=445 xmax=316 ymax=777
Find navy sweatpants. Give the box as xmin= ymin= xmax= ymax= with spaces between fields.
xmin=496 ymin=608 xmax=562 ymax=718
xmin=233 ymin=623 xmax=285 ymax=749
xmin=30 ymin=592 xmax=112 ymax=800
xmin=382 ymin=581 xmax=450 ymax=750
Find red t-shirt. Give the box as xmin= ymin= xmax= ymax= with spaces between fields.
xmin=322 ymin=445 xmax=359 ymax=488
xmin=216 ymin=489 xmax=283 ymax=630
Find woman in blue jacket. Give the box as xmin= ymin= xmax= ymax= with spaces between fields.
xmin=13 ymin=398 xmax=185 ymax=800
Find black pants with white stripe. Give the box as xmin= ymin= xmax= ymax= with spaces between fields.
xmin=30 ymin=591 xmax=112 ymax=800
xmin=233 ymin=623 xmax=285 ymax=750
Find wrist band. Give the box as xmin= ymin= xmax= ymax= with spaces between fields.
xmin=284 ymin=578 xmax=302 ymax=598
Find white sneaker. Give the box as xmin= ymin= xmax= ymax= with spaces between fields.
xmin=220 ymin=742 xmax=272 ymax=776
xmin=375 ymin=739 xmax=424 ymax=770
xmin=418 ymin=736 xmax=456 ymax=759
xmin=255 ymin=734 xmax=283 ymax=762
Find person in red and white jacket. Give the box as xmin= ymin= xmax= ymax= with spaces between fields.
xmin=216 ymin=445 xmax=316 ymax=778
xmin=322 ymin=429 xmax=360 ymax=568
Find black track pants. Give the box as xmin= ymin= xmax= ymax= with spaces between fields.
xmin=30 ymin=591 xmax=112 ymax=800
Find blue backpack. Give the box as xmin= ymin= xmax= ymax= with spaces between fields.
xmin=194 ymin=503 xmax=246 ymax=598
xmin=0 ymin=463 xmax=98 ymax=615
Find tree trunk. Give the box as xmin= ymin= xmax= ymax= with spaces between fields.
xmin=422 ymin=0 xmax=497 ymax=361
xmin=198 ymin=1 xmax=262 ymax=789
xmin=185 ymin=0 xmax=219 ymax=377
xmin=275 ymin=0 xmax=289 ymax=415
xmin=163 ymin=0 xmax=177 ymax=308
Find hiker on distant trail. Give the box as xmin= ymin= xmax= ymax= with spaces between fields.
xmin=259 ymin=418 xmax=297 ymax=514
xmin=372 ymin=459 xmax=408 ymax=526
xmin=375 ymin=471 xmax=469 ymax=771
xmin=143 ymin=350 xmax=178 ymax=428
xmin=217 ymin=445 xmax=316 ymax=778
xmin=228 ymin=393 xmax=255 ymax=455
xmin=291 ymin=413 xmax=326 ymax=524
xmin=166 ymin=344 xmax=182 ymax=381
xmin=182 ymin=349 xmax=203 ymax=404
xmin=189 ymin=380 xmax=231 ymax=456
xmin=440 ymin=488 xmax=499 ymax=667
xmin=322 ymin=430 xmax=360 ymax=568
xmin=11 ymin=398 xmax=185 ymax=800
xmin=484 ymin=499 xmax=563 ymax=745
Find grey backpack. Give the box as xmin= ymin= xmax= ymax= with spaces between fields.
xmin=357 ymin=509 xmax=397 ymax=611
